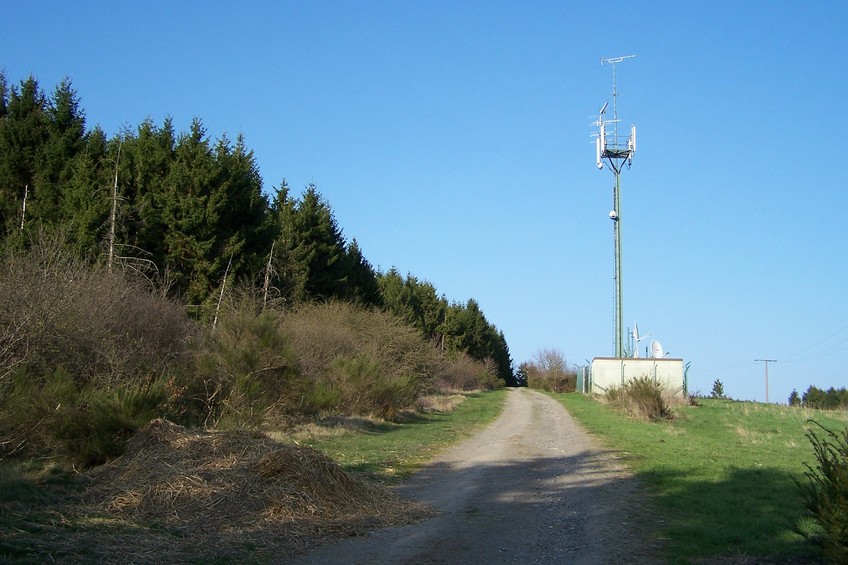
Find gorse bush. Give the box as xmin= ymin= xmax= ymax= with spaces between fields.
xmin=796 ymin=421 xmax=848 ymax=564
xmin=606 ymin=376 xmax=671 ymax=422
xmin=191 ymin=288 xmax=298 ymax=428
xmin=0 ymin=368 xmax=173 ymax=466
xmin=279 ymin=301 xmax=442 ymax=419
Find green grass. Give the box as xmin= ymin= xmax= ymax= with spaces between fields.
xmin=556 ymin=393 xmax=848 ymax=563
xmin=0 ymin=459 xmax=87 ymax=562
xmin=296 ymin=389 xmax=507 ymax=482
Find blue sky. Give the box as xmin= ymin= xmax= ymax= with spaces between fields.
xmin=4 ymin=1 xmax=846 ymax=402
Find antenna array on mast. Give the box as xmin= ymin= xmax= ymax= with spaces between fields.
xmin=592 ymin=55 xmax=637 ymax=358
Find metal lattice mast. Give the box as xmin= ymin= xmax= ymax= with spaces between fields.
xmin=594 ymin=55 xmax=636 ymax=358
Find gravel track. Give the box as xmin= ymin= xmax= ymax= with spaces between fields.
xmin=289 ymin=388 xmax=662 ymax=564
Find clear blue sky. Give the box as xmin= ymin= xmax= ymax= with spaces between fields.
xmin=4 ymin=1 xmax=846 ymax=402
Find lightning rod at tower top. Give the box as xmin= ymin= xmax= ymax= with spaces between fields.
xmin=593 ymin=55 xmax=636 ymax=358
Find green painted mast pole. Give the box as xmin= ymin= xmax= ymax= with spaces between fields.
xmin=614 ymin=169 xmax=623 ymax=357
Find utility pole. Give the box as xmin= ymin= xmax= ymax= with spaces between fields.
xmin=754 ymin=359 xmax=777 ymax=403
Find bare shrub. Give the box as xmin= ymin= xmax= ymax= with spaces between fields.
xmin=521 ymin=349 xmax=576 ymax=393
xmin=279 ymin=301 xmax=441 ymax=418
xmin=434 ymin=353 xmax=499 ymax=393
xmin=0 ymin=231 xmax=192 ymax=392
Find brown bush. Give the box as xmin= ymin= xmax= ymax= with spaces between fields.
xmin=434 ymin=353 xmax=500 ymax=393
xmin=521 ymin=349 xmax=576 ymax=393
xmin=0 ymin=231 xmax=192 ymax=392
xmin=606 ymin=377 xmax=672 ymax=421
xmin=0 ymin=232 xmax=194 ymax=460
xmin=278 ymin=301 xmax=442 ymax=418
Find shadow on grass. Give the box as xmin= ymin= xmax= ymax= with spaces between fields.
xmin=634 ymin=464 xmax=821 ymax=563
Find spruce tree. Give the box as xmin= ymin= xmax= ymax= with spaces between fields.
xmin=272 ymin=184 xmax=348 ymax=303
xmin=40 ymin=78 xmax=87 ymax=226
xmin=0 ymin=75 xmax=49 ymax=236
xmin=344 ymin=238 xmax=381 ymax=306
xmin=788 ymin=389 xmax=801 ymax=406
xmin=710 ymin=379 xmax=725 ymax=399
xmin=162 ymin=118 xmax=218 ymax=306
xmin=120 ymin=118 xmax=176 ymax=271
xmin=62 ymin=127 xmax=110 ymax=258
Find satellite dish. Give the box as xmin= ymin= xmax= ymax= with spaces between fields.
xmin=650 ymin=340 xmax=664 ymax=358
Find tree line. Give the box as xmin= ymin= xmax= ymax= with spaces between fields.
xmin=0 ymin=73 xmax=513 ymax=382
xmin=790 ymin=386 xmax=848 ymax=410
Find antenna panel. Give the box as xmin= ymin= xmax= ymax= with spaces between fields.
xmin=596 ymin=137 xmax=603 ymax=169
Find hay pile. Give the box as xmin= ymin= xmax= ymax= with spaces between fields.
xmin=75 ymin=419 xmax=433 ymax=562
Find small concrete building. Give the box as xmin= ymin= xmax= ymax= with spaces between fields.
xmin=588 ymin=357 xmax=686 ymax=397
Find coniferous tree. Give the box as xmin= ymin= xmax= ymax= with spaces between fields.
xmin=378 ymin=270 xmax=450 ymax=342
xmin=0 ymin=75 xmax=49 ymax=236
xmin=119 ymin=118 xmax=176 ymax=271
xmin=212 ymin=133 xmax=271 ymax=283
xmin=62 ymin=126 xmax=110 ymax=257
xmin=268 ymin=180 xmax=302 ymax=302
xmin=788 ymin=389 xmax=801 ymax=406
xmin=344 ymin=238 xmax=381 ymax=306
xmin=378 ymin=268 xmax=417 ymax=326
xmin=272 ymin=184 xmax=348 ymax=303
xmin=39 ymin=78 xmax=87 ymax=226
xmin=162 ymin=118 xmax=219 ymax=306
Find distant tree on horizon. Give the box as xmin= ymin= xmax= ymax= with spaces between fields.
xmin=788 ymin=389 xmax=801 ymax=406
xmin=710 ymin=379 xmax=725 ymax=399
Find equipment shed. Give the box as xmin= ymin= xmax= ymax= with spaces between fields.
xmin=590 ymin=357 xmax=686 ymax=397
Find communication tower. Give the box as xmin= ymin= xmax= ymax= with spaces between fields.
xmin=593 ymin=55 xmax=637 ymax=358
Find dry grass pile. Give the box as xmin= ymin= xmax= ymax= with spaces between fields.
xmin=67 ymin=419 xmax=433 ymax=562
xmin=414 ymin=394 xmax=468 ymax=413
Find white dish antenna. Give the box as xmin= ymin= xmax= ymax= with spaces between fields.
xmin=650 ymin=340 xmax=664 ymax=358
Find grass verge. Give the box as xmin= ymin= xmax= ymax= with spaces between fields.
xmin=556 ymin=393 xmax=848 ymax=563
xmin=286 ymin=389 xmax=507 ymax=483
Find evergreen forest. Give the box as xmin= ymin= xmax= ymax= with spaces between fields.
xmin=0 ymin=73 xmax=514 ymax=464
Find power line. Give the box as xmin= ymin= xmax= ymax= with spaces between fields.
xmin=782 ymin=323 xmax=848 ymax=363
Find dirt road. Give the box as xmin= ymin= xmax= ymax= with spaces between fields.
xmin=290 ymin=388 xmax=662 ymax=564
